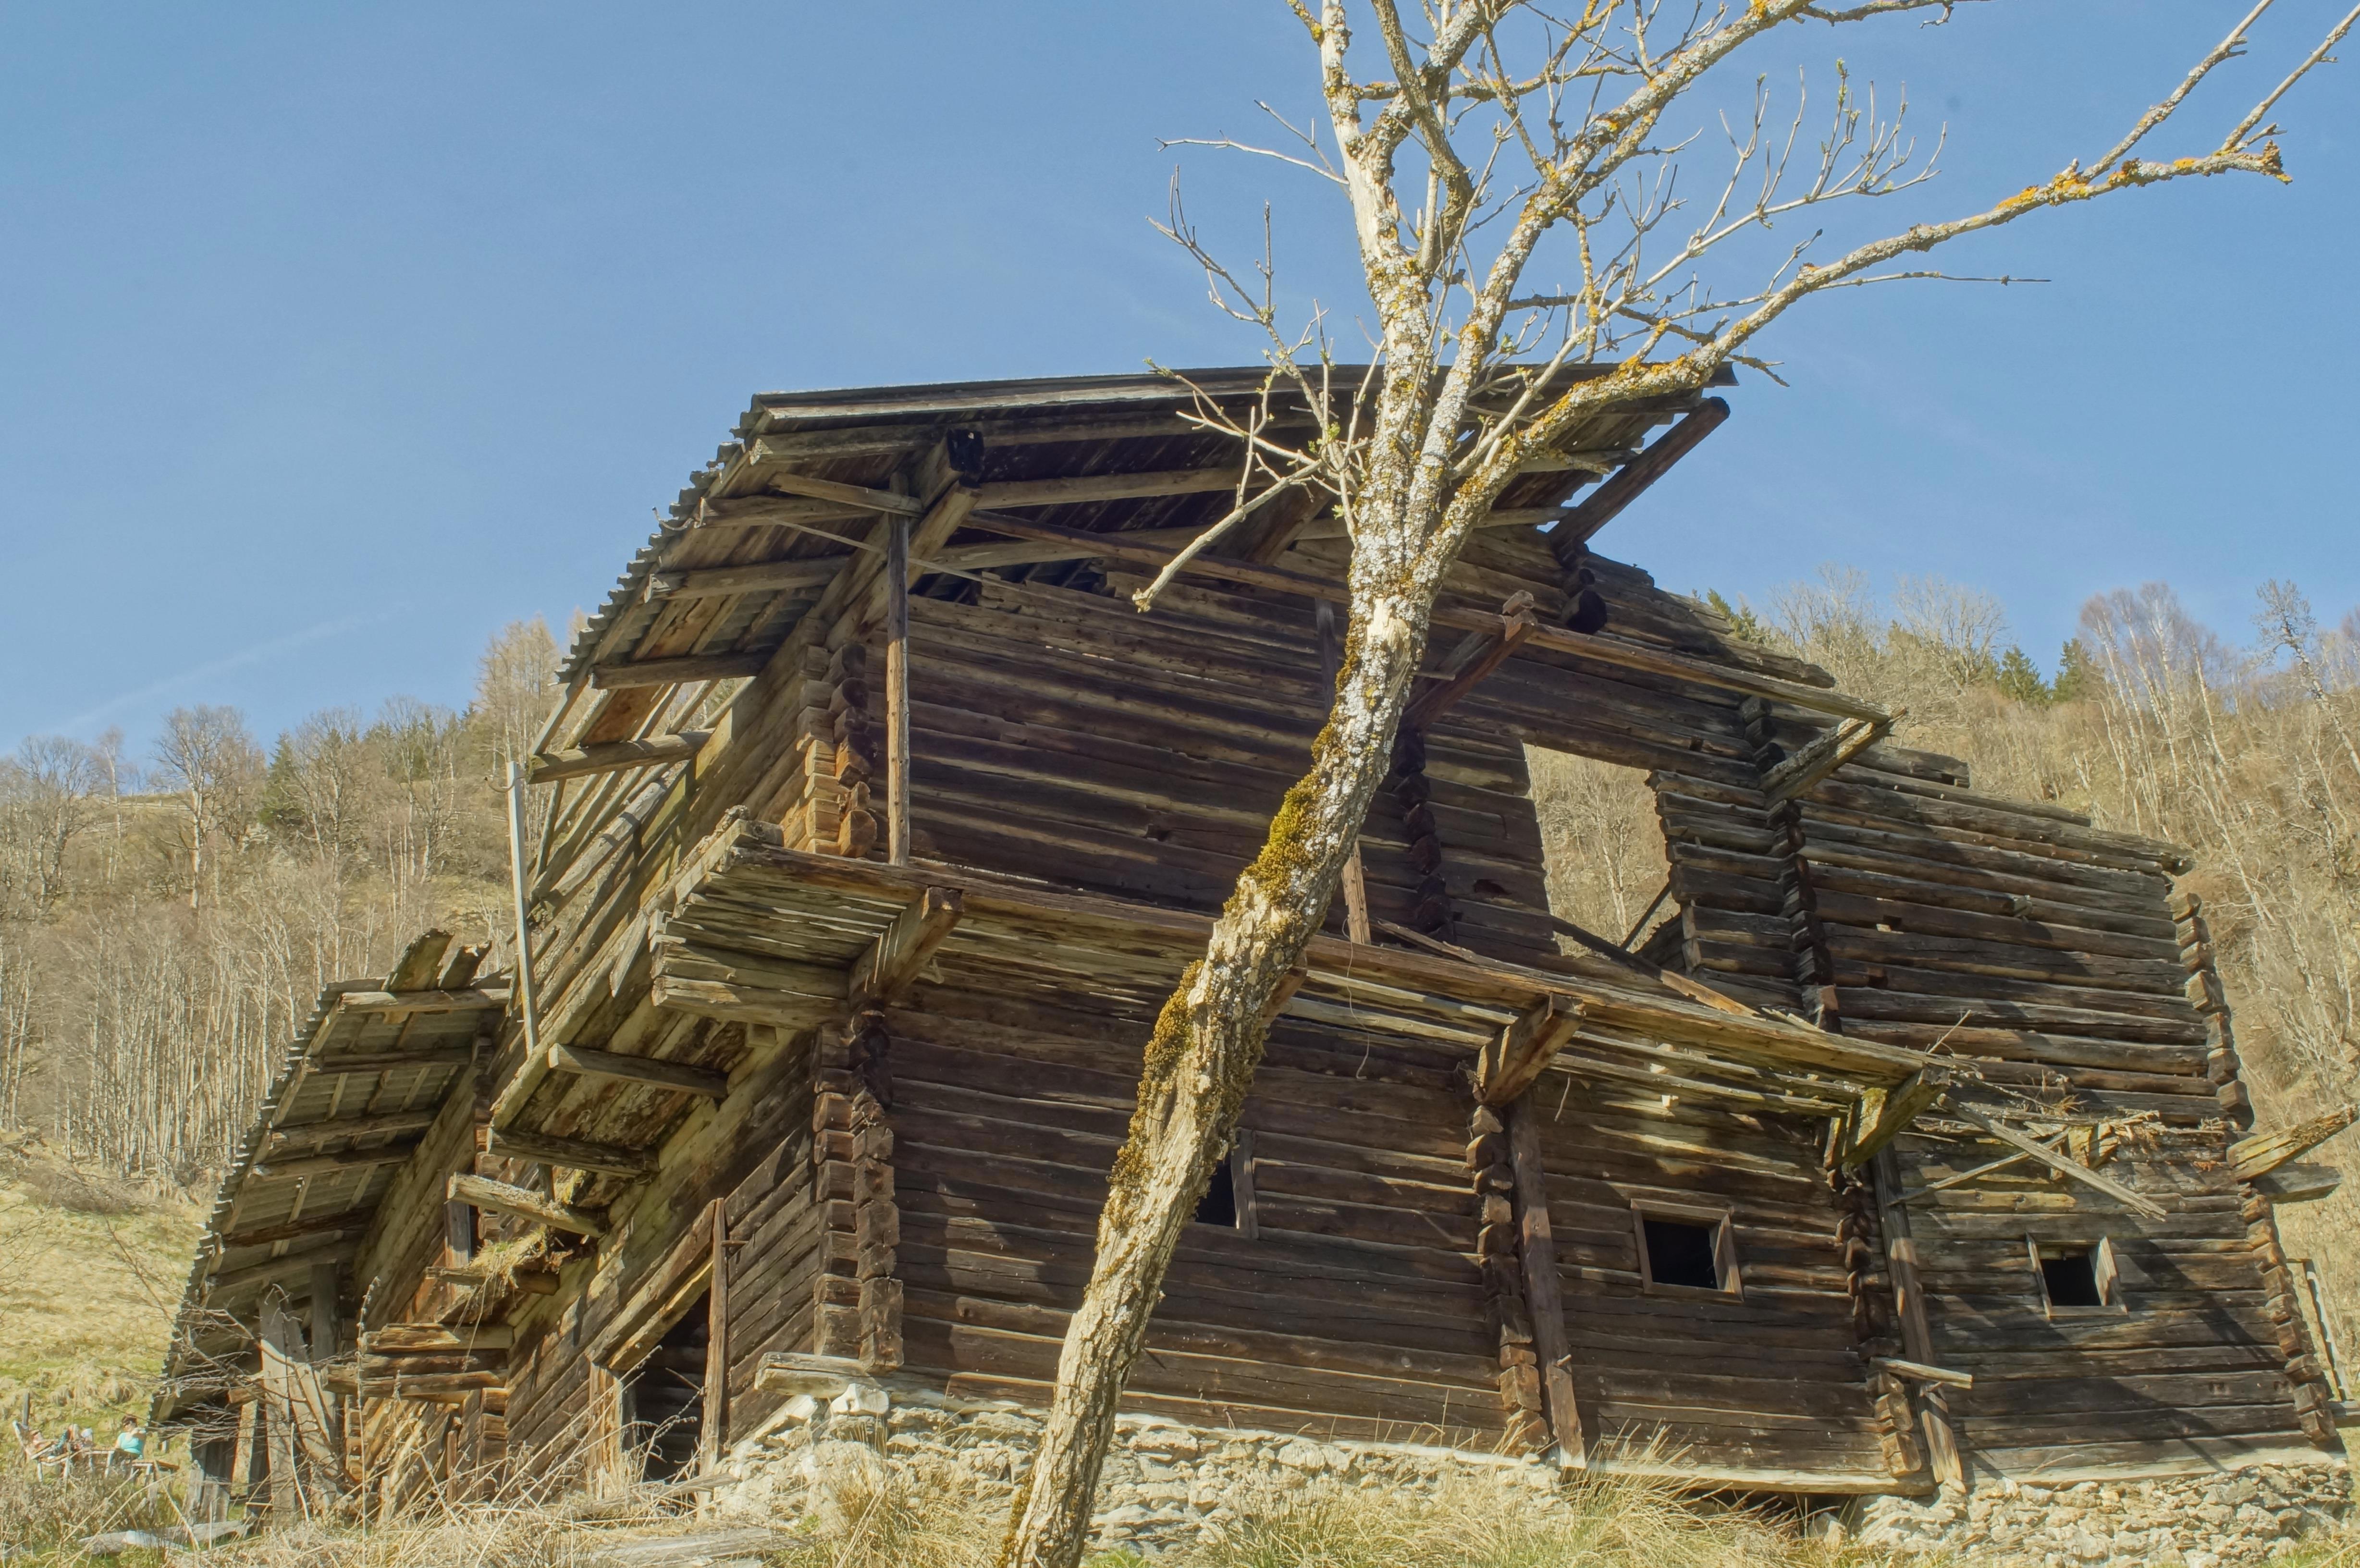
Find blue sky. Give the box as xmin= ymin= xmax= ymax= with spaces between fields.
xmin=3 ymin=3 xmax=2354 ymax=760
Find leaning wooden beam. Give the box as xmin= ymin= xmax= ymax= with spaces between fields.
xmin=1954 ymin=1107 xmax=2169 ymax=1218
xmin=1868 ymin=1147 xmax=1963 ymax=1488
xmin=1554 ymin=397 xmax=1730 ymax=546
xmin=1504 ymin=1093 xmax=1587 ymax=1467
xmin=588 ymin=651 xmax=769 ymax=690
xmin=1839 ymin=1066 xmax=1953 ymax=1168
xmin=957 ymin=507 xmax=1887 ymax=722
xmin=1475 ymin=994 xmax=1586 ymax=1106
xmin=447 ymin=1172 xmax=607 ymax=1238
xmin=2231 ymin=1105 xmax=2360 ymax=1181
xmin=528 ymin=731 xmax=712 ymax=784
xmin=311 ymin=1046 xmax=478 ymax=1075
xmin=486 ymin=1126 xmax=656 ymax=1179
xmin=849 ymin=888 xmax=965 ymax=1007
xmin=1406 ymin=595 xmax=1538 ymax=734
xmin=1763 ymin=712 xmax=1898 ymax=803
xmin=546 ymin=1042 xmax=728 ymax=1102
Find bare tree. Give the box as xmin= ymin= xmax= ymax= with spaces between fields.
xmin=0 ymin=736 xmax=109 ymax=914
xmin=474 ymin=618 xmax=561 ymax=777
xmin=151 ymin=706 xmax=263 ymax=914
xmin=1001 ymin=5 xmax=2356 ymax=1563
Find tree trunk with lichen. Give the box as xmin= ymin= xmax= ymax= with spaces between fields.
xmin=999 ymin=414 xmax=1461 ymax=1565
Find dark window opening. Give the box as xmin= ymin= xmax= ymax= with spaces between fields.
xmin=2040 ymin=1250 xmax=2104 ymax=1308
xmin=1643 ymin=1216 xmax=1721 ymax=1290
xmin=622 ymin=1292 xmax=708 ymax=1483
xmin=1194 ymin=1157 xmax=1238 ymax=1228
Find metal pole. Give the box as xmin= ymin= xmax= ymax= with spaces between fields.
xmin=504 ymin=761 xmax=541 ymax=1059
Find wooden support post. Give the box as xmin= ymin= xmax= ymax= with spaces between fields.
xmin=885 ymin=510 xmax=911 ymax=867
xmin=1870 ymin=1147 xmax=1963 ymax=1490
xmin=700 ymin=1196 xmax=728 ymax=1472
xmin=1505 ymin=1093 xmax=1586 ymax=1467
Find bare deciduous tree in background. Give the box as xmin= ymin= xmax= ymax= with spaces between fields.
xmin=150 ymin=706 xmax=264 ymax=915
xmin=1002 ymin=4 xmax=2357 ymax=1562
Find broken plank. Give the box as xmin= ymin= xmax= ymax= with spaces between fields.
xmin=1952 ymin=1107 xmax=2168 ymax=1218
xmin=1474 ymin=994 xmax=1585 ymax=1106
xmin=487 ymin=1126 xmax=657 ymax=1179
xmin=2230 ymin=1106 xmax=2359 ymax=1182
xmin=849 ymin=888 xmax=965 ymax=1007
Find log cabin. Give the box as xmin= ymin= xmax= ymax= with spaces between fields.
xmin=158 ymin=367 xmax=2346 ymax=1519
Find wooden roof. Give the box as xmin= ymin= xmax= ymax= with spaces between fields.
xmin=158 ymin=931 xmax=507 ymax=1405
xmin=554 ymin=363 xmax=1737 ymax=698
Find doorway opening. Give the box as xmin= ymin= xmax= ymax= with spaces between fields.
xmin=621 ymin=1291 xmax=709 ymax=1483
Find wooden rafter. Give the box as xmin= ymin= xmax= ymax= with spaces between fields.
xmin=487 ymin=1126 xmax=657 ymax=1179
xmin=546 ymin=1042 xmax=728 ymax=1102
xmin=1406 ymin=594 xmax=1538 ymax=734
xmin=529 ymin=732 xmax=711 ymax=784
xmin=447 ymin=1172 xmax=607 ymax=1238
xmin=1763 ymin=711 xmax=1899 ymax=803
xmin=1554 ymin=397 xmax=1730 ymax=547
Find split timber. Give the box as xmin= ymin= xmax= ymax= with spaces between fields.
xmin=160 ymin=369 xmax=2338 ymax=1513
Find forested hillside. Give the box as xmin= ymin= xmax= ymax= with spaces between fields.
xmin=0 ymin=620 xmax=558 ymax=1184
xmin=2 ymin=571 xmax=2355 ymax=1334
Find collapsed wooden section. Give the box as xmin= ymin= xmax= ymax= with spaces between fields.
xmin=160 ymin=368 xmax=2337 ymax=1509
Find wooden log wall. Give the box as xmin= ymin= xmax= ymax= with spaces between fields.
xmin=1759 ymin=748 xmax=2313 ymax=1477
xmin=886 ymin=972 xmax=1511 ymax=1447
xmin=1524 ymin=1083 xmax=1895 ymax=1483
xmin=2178 ymin=891 xmax=2338 ymax=1444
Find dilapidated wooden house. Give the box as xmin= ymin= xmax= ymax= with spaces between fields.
xmin=160 ymin=368 xmax=2350 ymax=1516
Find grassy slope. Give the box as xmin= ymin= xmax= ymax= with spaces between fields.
xmin=0 ymin=1148 xmax=200 ymax=1435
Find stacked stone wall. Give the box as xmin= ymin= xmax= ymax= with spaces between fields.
xmin=704 ymin=1380 xmax=2350 ymax=1565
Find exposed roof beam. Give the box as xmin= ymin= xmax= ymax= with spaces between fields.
xmin=249 ymin=1147 xmax=418 ymax=1180
xmin=330 ymin=986 xmax=510 ymax=1017
xmin=212 ymin=1211 xmax=364 ymax=1253
xmin=1764 ymin=713 xmax=1900 ymax=803
xmin=448 ymin=1172 xmax=608 ymax=1238
xmin=1553 ymin=397 xmax=1731 ymax=548
xmin=546 ymin=1042 xmax=729 ymax=1102
xmin=1838 ymin=1065 xmax=1953 ymax=1168
xmin=978 ymin=466 xmax=1247 ymax=509
xmin=850 ymin=887 xmax=964 ymax=1008
xmin=310 ymin=1046 xmax=478 ymax=1075
xmin=958 ymin=507 xmax=1886 ymax=723
xmin=1474 ymin=994 xmax=1585 ymax=1104
xmin=529 ymin=731 xmax=712 ymax=784
xmin=2232 ymin=1105 xmax=2359 ymax=1181
xmin=589 ymin=651 xmax=769 ymax=690
xmin=742 ymin=461 xmax=926 ymax=515
xmin=487 ymin=1126 xmax=657 ymax=1179
xmin=266 ymin=1108 xmax=441 ymax=1150
xmin=1407 ymin=595 xmax=1538 ymax=733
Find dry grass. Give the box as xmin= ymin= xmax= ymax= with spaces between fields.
xmin=0 ymin=1147 xmax=199 ymax=1434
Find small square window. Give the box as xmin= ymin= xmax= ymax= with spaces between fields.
xmin=1193 ymin=1132 xmax=1258 ymax=1237
xmin=2029 ymin=1236 xmax=2124 ymax=1316
xmin=1633 ymin=1202 xmax=1740 ymax=1297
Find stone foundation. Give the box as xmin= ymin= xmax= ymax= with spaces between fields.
xmin=704 ymin=1379 xmax=2351 ymax=1565
xmin=1856 ymin=1466 xmax=2351 ymax=1566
